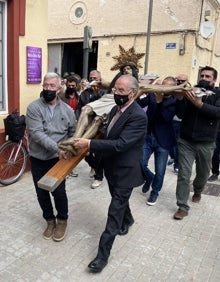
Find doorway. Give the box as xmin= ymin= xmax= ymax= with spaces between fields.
xmin=61 ymin=41 xmax=98 ymax=79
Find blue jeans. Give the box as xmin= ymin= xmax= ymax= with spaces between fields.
xmin=142 ymin=135 xmax=169 ymax=196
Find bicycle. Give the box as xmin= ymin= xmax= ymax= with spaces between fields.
xmin=0 ymin=111 xmax=29 ymax=185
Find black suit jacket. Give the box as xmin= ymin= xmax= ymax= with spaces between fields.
xmin=75 ymin=88 xmax=106 ymax=119
xmin=90 ymin=101 xmax=148 ymax=188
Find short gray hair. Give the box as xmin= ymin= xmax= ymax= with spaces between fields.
xmin=119 ymin=74 xmax=139 ymax=92
xmin=43 ymin=72 xmax=61 ymax=87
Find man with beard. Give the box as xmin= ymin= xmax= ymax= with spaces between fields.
xmin=108 ymin=62 xmax=139 ymax=90
xmin=173 ymin=66 xmax=220 ymax=220
xmin=26 ymin=72 xmax=76 ymax=241
xmin=59 ymin=76 xmax=79 ymax=112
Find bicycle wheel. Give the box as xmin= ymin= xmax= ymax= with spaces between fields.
xmin=0 ymin=140 xmax=28 ymax=185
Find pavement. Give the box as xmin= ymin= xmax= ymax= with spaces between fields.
xmin=0 ymin=158 xmax=220 ymax=282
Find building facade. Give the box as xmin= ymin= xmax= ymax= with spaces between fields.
xmin=1 ymin=0 xmax=220 ymax=144
xmin=0 ymin=0 xmax=48 ymax=144
xmin=48 ymin=0 xmax=220 ymax=84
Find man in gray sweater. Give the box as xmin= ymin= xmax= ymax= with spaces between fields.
xmin=26 ymin=72 xmax=76 ymax=241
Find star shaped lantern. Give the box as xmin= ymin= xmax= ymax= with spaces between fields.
xmin=110 ymin=45 xmax=145 ymax=71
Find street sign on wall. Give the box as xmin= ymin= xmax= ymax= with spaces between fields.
xmin=166 ymin=43 xmax=176 ymax=49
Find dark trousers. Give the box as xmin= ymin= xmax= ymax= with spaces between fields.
xmin=97 ymin=183 xmax=133 ymax=260
xmin=211 ymin=133 xmax=220 ymax=175
xmin=169 ymin=120 xmax=181 ymax=169
xmin=30 ymin=156 xmax=68 ymax=221
xmin=85 ymin=153 xmax=104 ymax=181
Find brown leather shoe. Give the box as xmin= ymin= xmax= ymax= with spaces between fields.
xmin=173 ymin=209 xmax=188 ymax=220
xmin=192 ymin=193 xmax=201 ymax=203
xmin=53 ymin=219 xmax=67 ymax=242
xmin=43 ymin=219 xmax=56 ymax=240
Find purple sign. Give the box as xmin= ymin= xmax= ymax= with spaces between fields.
xmin=26 ymin=46 xmax=42 ymax=84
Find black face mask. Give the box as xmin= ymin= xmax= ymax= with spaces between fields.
xmin=66 ymin=87 xmax=76 ymax=94
xmin=114 ymin=94 xmax=129 ymax=106
xmin=41 ymin=90 xmax=57 ymax=103
xmin=197 ymin=80 xmax=214 ymax=90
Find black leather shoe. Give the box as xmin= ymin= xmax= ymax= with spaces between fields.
xmin=142 ymin=178 xmax=151 ymax=193
xmin=88 ymin=257 xmax=108 ymax=272
xmin=118 ymin=218 xmax=134 ymax=236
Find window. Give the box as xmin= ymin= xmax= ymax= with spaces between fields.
xmin=0 ymin=0 xmax=7 ymax=112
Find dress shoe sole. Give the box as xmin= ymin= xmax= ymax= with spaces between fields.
xmin=88 ymin=267 xmax=103 ymax=273
xmin=43 ymin=234 xmax=53 ymax=240
xmin=52 ymin=230 xmax=66 ymax=242
xmin=173 ymin=215 xmax=186 ymax=220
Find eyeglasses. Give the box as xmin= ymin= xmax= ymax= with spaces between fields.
xmin=42 ymin=83 xmax=57 ymax=90
xmin=112 ymin=88 xmax=134 ymax=95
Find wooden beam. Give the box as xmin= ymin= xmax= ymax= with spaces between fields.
xmin=37 ymin=132 xmax=103 ymax=192
xmin=37 ymin=147 xmax=89 ymax=192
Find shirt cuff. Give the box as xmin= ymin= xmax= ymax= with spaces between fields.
xmin=88 ymin=140 xmax=91 ymax=148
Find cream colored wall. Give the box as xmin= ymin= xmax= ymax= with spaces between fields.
xmin=96 ymin=36 xmax=146 ymax=83
xmin=48 ymin=0 xmax=220 ymax=86
xmin=48 ymin=0 xmax=201 ymax=39
xmin=19 ymin=0 xmax=48 ymax=115
xmin=98 ymin=32 xmax=220 ymax=86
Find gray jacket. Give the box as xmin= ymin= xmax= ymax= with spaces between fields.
xmin=26 ymin=96 xmax=76 ymax=160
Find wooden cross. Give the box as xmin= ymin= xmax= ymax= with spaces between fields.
xmin=37 ymin=132 xmax=103 ymax=192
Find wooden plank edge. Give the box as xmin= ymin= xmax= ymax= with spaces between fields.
xmin=37 ymin=148 xmax=88 ymax=191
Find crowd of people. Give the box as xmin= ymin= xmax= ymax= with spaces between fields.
xmin=25 ymin=64 xmax=220 ymax=273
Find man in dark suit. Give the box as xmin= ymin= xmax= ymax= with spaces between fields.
xmin=74 ymin=75 xmax=147 ymax=272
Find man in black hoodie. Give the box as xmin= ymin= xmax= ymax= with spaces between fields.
xmin=173 ymin=66 xmax=220 ymax=220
